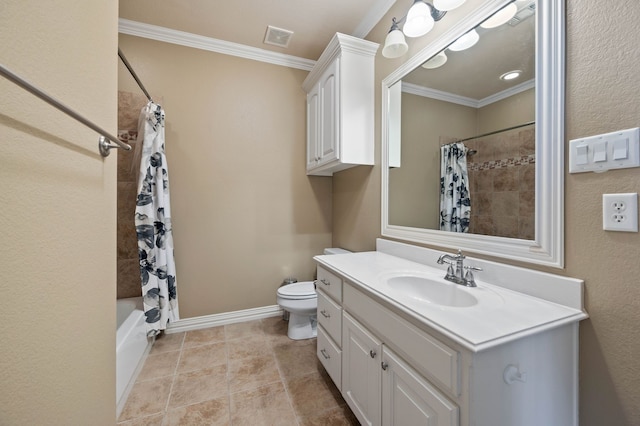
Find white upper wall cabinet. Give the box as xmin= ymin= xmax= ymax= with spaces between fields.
xmin=303 ymin=33 xmax=379 ymax=176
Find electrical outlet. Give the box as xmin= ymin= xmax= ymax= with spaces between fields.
xmin=603 ymin=193 xmax=638 ymax=232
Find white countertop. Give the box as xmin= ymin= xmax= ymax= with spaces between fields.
xmin=315 ymin=250 xmax=588 ymax=352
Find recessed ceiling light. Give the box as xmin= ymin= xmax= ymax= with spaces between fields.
xmin=500 ymin=70 xmax=522 ymax=81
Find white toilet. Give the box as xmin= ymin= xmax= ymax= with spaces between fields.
xmin=277 ymin=248 xmax=350 ymax=340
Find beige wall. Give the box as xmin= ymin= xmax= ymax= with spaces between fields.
xmin=477 ymin=87 xmax=535 ymax=133
xmin=334 ymin=0 xmax=640 ymax=424
xmin=117 ymin=35 xmax=332 ymax=318
xmin=0 ymin=1 xmax=117 ymax=424
xmin=389 ymin=94 xmax=477 ymax=229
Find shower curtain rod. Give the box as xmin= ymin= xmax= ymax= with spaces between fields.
xmin=448 ymin=121 xmax=536 ymax=144
xmin=118 ymin=48 xmax=153 ymax=103
xmin=0 ymin=62 xmax=131 ymax=158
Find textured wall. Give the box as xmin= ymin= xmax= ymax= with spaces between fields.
xmin=118 ymin=35 xmax=333 ymax=318
xmin=334 ymin=0 xmax=640 ymax=424
xmin=0 ymin=1 xmax=117 ymax=424
xmin=565 ymin=0 xmax=640 ymax=424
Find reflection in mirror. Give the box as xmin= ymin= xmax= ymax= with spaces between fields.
xmin=389 ymin=0 xmax=536 ymax=239
xmin=381 ymin=0 xmax=565 ymax=267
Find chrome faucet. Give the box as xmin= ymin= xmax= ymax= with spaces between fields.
xmin=436 ymin=250 xmax=482 ymax=287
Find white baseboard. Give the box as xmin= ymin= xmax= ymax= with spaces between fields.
xmin=165 ymin=305 xmax=283 ymax=334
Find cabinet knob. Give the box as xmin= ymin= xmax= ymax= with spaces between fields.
xmin=503 ymin=364 xmax=527 ymax=385
xmin=381 ymin=361 xmax=388 ymax=371
xmin=320 ymin=349 xmax=330 ymax=360
xmin=320 ymin=310 xmax=330 ymax=319
xmin=320 ymin=279 xmax=331 ymax=286
xmin=369 ymin=350 xmax=377 ymax=358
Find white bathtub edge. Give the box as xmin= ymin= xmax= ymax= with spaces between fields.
xmin=116 ymin=338 xmax=153 ymax=419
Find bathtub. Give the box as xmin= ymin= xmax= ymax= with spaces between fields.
xmin=116 ymin=297 xmax=152 ymax=411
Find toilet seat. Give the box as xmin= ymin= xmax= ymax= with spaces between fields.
xmin=277 ymin=281 xmax=316 ymax=300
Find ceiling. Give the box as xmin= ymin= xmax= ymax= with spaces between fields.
xmin=119 ymin=0 xmax=535 ymax=100
xmin=403 ymin=11 xmax=535 ymax=100
xmin=119 ymin=0 xmax=395 ymax=60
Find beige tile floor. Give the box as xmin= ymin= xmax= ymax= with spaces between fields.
xmin=117 ymin=317 xmax=358 ymax=425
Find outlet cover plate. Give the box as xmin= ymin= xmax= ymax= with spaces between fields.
xmin=603 ymin=193 xmax=638 ymax=232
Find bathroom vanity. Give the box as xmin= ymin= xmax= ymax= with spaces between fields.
xmin=315 ymin=239 xmax=587 ymax=426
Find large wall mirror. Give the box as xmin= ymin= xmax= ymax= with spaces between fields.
xmin=381 ymin=0 xmax=564 ymax=267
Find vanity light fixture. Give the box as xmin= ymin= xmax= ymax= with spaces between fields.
xmin=448 ymin=29 xmax=479 ymax=51
xmin=500 ymin=69 xmax=522 ymax=80
xmin=382 ymin=0 xmax=461 ymax=58
xmin=480 ymin=2 xmax=518 ymax=28
xmin=403 ymin=0 xmax=436 ymax=37
xmin=382 ymin=18 xmax=409 ymax=58
xmin=422 ymin=51 xmax=448 ymax=69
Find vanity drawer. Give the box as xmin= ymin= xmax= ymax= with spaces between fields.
xmin=317 ymin=325 xmax=342 ymax=391
xmin=344 ymin=283 xmax=460 ymax=396
xmin=317 ymin=266 xmax=342 ymax=302
xmin=317 ymin=290 xmax=342 ymax=345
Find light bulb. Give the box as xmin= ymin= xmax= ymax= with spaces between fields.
xmin=382 ymin=29 xmax=409 ymax=58
xmin=448 ymin=29 xmax=479 ymax=51
xmin=403 ymin=1 xmax=435 ymax=38
xmin=422 ymin=52 xmax=448 ymax=69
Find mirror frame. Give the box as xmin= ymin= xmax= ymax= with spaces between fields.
xmin=381 ymin=0 xmax=565 ymax=268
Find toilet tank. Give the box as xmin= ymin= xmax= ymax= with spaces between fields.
xmin=324 ymin=247 xmax=351 ymax=255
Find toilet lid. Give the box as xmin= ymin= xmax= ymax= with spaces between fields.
xmin=277 ymin=281 xmax=316 ymax=300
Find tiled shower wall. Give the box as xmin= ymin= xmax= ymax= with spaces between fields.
xmin=465 ymin=126 xmax=535 ymax=240
xmin=116 ymin=91 xmax=147 ymax=299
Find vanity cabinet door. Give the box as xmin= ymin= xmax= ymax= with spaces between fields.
xmin=342 ymin=312 xmax=382 ymax=426
xmin=381 ymin=347 xmax=459 ymax=426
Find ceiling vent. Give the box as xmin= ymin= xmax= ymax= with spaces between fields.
xmin=509 ymin=1 xmax=536 ymax=26
xmin=264 ymin=26 xmax=294 ymax=48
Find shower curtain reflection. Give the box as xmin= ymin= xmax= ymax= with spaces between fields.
xmin=439 ymin=142 xmax=471 ymax=233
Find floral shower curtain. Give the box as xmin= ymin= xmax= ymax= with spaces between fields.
xmin=135 ymin=101 xmax=179 ymax=336
xmin=439 ymin=142 xmax=471 ymax=233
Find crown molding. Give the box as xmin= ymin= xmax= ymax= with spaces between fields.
xmin=402 ymin=82 xmax=478 ymax=107
xmin=118 ymin=19 xmax=316 ymax=71
xmin=402 ymin=78 xmax=535 ymax=108
xmin=477 ymin=79 xmax=535 ymax=107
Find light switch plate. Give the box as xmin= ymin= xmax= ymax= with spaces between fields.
xmin=569 ymin=128 xmax=640 ymax=173
xmin=603 ymin=193 xmax=638 ymax=232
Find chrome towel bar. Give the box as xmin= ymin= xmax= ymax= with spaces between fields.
xmin=0 ymin=63 xmax=131 ymax=157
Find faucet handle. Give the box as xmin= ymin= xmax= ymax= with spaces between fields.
xmin=463 ymin=266 xmax=482 ymax=287
xmin=445 ymin=264 xmax=456 ymax=280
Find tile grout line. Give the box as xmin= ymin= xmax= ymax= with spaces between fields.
xmin=162 ymin=331 xmax=186 ymax=418
xmin=224 ymin=324 xmax=234 ymax=426
xmin=268 ymin=325 xmax=302 ymax=426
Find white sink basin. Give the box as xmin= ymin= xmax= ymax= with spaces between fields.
xmin=385 ymin=275 xmax=478 ymax=308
